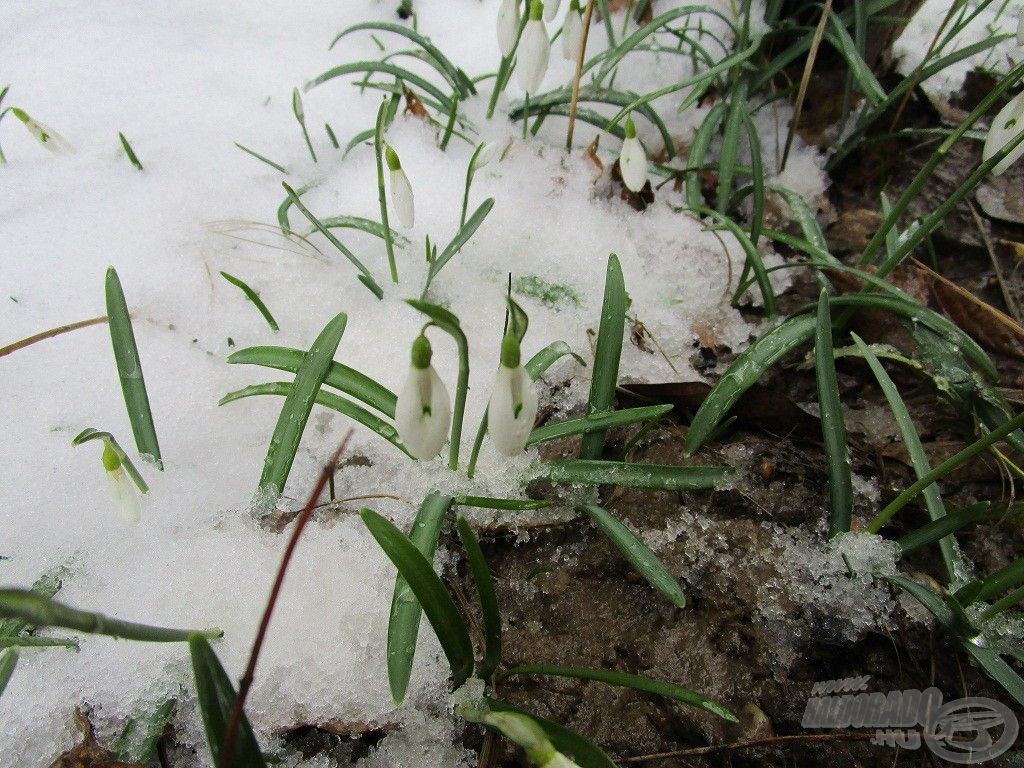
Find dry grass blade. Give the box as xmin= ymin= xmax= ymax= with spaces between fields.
xmin=566 ymin=0 xmax=597 ymax=151
xmin=781 ymin=0 xmax=833 ymax=172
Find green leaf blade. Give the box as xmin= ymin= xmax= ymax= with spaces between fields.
xmin=580 ymin=255 xmax=626 ymax=459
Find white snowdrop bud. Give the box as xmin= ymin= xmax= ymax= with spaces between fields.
xmin=982 ymin=90 xmax=1024 ymax=176
xmin=497 ymin=0 xmax=521 ymax=57
xmin=102 ymin=442 xmax=140 ymax=524
xmin=385 ymin=145 xmax=415 ymax=228
xmin=11 ymin=108 xmax=73 ymax=154
xmin=517 ymin=1 xmax=550 ymax=96
xmin=487 ymin=334 xmax=538 ymax=456
xmin=395 ymin=334 xmax=451 ymax=460
xmin=618 ymin=116 xmax=648 ymax=192
xmin=544 ymin=0 xmax=562 ymax=21
xmin=473 ymin=141 xmax=499 ymax=171
xmin=562 ymin=0 xmax=583 ymax=61
xmin=482 ymin=711 xmax=582 ymax=768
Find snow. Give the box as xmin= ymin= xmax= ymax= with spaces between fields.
xmin=1 ymin=0 xmax=829 ymax=765
xmin=894 ymin=0 xmax=1024 ymax=97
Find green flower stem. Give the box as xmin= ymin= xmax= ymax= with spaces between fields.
xmin=0 ymin=590 xmax=221 ymax=643
xmin=487 ymin=10 xmax=530 ymax=119
xmin=374 ymin=100 xmax=399 ymax=283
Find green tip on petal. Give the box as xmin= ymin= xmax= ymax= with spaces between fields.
xmin=500 ymin=333 xmax=521 ymax=369
xmin=385 ymin=145 xmax=402 ymax=171
xmin=101 ymin=442 xmax=121 ymax=472
xmin=624 ymin=117 xmax=637 ymax=139
xmin=411 ymin=333 xmax=432 ymax=369
xmin=529 ymin=0 xmax=544 ymax=20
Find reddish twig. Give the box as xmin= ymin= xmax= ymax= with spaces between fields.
xmin=219 ymin=430 xmax=354 ymax=767
xmin=617 ymin=732 xmax=875 ymax=762
xmin=0 ymin=315 xmax=108 ymax=358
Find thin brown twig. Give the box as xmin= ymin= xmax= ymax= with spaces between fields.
xmin=0 ymin=315 xmax=108 ymax=358
xmin=566 ymin=0 xmax=596 ymax=151
xmin=219 ymin=430 xmax=355 ymax=768
xmin=780 ymin=0 xmax=834 ymax=172
xmin=617 ymin=731 xmax=876 ymax=762
xmin=968 ymin=201 xmax=1023 ymax=324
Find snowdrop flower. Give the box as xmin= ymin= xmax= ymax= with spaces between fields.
xmin=385 ymin=145 xmax=415 ymax=228
xmin=562 ymin=0 xmax=583 ymax=61
xmin=102 ymin=442 xmax=140 ymax=524
xmin=395 ymin=334 xmax=451 ymax=459
xmin=482 ymin=711 xmax=582 ymax=768
xmin=487 ymin=333 xmax=538 ymax=456
xmin=517 ymin=1 xmax=550 ymax=95
xmin=11 ymin=107 xmax=73 ymax=153
xmin=497 ymin=0 xmax=520 ymax=57
xmin=544 ymin=0 xmax=562 ymax=21
xmin=982 ymin=90 xmax=1024 ymax=176
xmin=619 ymin=116 xmax=648 ymax=192
xmin=473 ymin=141 xmax=499 ymax=171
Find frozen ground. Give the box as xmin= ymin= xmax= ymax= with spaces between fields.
xmin=1 ymin=1 xmax=827 ymax=765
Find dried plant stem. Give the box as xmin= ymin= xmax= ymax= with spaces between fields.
xmin=566 ymin=0 xmax=596 ymax=151
xmin=0 ymin=315 xmax=108 ymax=358
xmin=619 ymin=732 xmax=875 ymax=763
xmin=780 ymin=0 xmax=833 ymax=172
xmin=219 ymin=430 xmax=354 ymax=768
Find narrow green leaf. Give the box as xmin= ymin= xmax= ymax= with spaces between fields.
xmin=112 ymin=697 xmax=177 ymax=765
xmin=897 ymin=505 xmax=1001 ymax=555
xmin=580 ymin=255 xmax=626 ymax=459
xmin=506 ymin=664 xmax=736 ymax=721
xmin=227 ymin=345 xmax=396 ymax=418
xmin=456 ymin=517 xmax=502 ymax=680
xmin=717 ymin=81 xmax=747 ymax=213
xmin=454 ymin=496 xmax=551 ymax=510
xmin=697 ymin=207 xmax=775 ymax=318
xmin=189 ymin=635 xmax=267 ymax=768
xmin=219 ymin=382 xmax=408 ymax=456
xmin=0 ymin=649 xmax=18 ymax=698
xmin=105 ymin=267 xmax=162 ymax=468
xmin=962 ymin=642 xmax=1024 ymax=708
xmin=309 ymin=215 xmax=410 ymax=246
xmin=685 ymin=314 xmax=817 ymax=455
xmin=220 ymin=272 xmax=279 ymax=331
xmin=525 ymin=341 xmax=586 ymax=379
xmin=0 ymin=569 xmax=64 ymax=639
xmin=535 ymin=460 xmax=729 ymax=490
xmin=306 ymin=61 xmax=456 ymax=113
xmin=277 ymin=180 xmax=317 ymax=235
xmin=956 ymin=558 xmax=1024 ymax=606
xmin=257 ymin=312 xmax=347 ymax=497
xmin=118 ymin=132 xmax=143 ymax=171
xmin=580 ymin=504 xmax=686 ymax=608
xmin=386 ymin=492 xmax=454 ymax=703
xmin=234 ymin=142 xmax=288 ymax=174
xmin=880 ymin=573 xmax=956 ymax=627
xmin=686 ymin=103 xmax=726 ymax=209
xmin=361 ymin=509 xmax=474 ymax=690
xmin=427 ymin=198 xmax=495 ymax=284
xmin=825 ymin=13 xmax=886 ymax=105
xmin=0 ymin=636 xmax=78 ymax=649
xmin=0 ymin=590 xmax=221 ymax=642
xmin=853 ymin=334 xmax=960 ymax=582
xmin=527 ymin=405 xmax=672 ymax=447
xmin=486 ymin=701 xmax=617 ymax=768
xmin=282 ymin=183 xmax=383 ymax=299
xmin=815 ymin=291 xmax=852 ymax=537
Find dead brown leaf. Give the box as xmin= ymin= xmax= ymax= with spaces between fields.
xmin=402 ymin=87 xmax=429 ymax=120
xmin=825 ymin=208 xmax=882 ymax=253
xmin=48 ymin=708 xmax=140 ymax=768
xmin=583 ymin=134 xmax=603 ymax=174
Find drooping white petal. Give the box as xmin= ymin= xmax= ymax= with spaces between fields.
xmin=562 ymin=8 xmax=582 ymax=61
xmin=517 ymin=19 xmax=550 ymax=95
xmin=487 ymin=365 xmax=538 ymax=456
xmin=395 ymin=365 xmax=451 ymax=459
xmin=389 ymin=167 xmax=415 ymax=228
xmin=544 ymin=0 xmax=562 ymax=21
xmin=497 ymin=0 xmax=521 ymax=57
xmin=619 ymin=135 xmax=648 ymax=192
xmin=106 ymin=466 xmax=141 ymax=524
xmin=983 ymin=90 xmax=1024 ymax=176
xmin=473 ymin=141 xmax=499 ymax=171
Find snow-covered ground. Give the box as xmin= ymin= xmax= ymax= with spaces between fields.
xmin=1 ymin=1 xmax=828 ymax=765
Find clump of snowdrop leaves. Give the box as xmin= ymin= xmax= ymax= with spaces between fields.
xmin=395 ymin=333 xmax=451 ymax=459
xmin=562 ymin=0 xmax=583 ymax=61
xmin=619 ymin=116 xmax=649 ymax=192
xmin=385 ymin=145 xmax=415 ymax=228
xmin=497 ymin=0 xmax=520 ymax=57
xmin=518 ymin=0 xmax=550 ymax=95
xmin=11 ymin=107 xmax=73 ymax=153
xmin=487 ymin=331 xmax=538 ymax=456
xmin=983 ymin=90 xmax=1024 ymax=176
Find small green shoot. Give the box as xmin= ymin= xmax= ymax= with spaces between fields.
xmin=118 ymin=132 xmax=143 ymax=171
xmin=580 ymin=254 xmax=626 ymax=459
xmin=219 ymin=271 xmax=280 ymax=331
